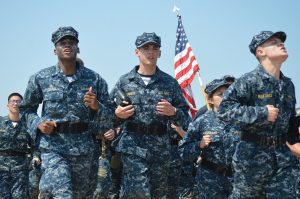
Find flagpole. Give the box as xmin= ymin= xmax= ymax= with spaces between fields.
xmin=196 ymin=71 xmax=210 ymax=110
xmin=173 ymin=5 xmax=210 ymax=111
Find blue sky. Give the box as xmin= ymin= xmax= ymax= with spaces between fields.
xmin=1 ymin=0 xmax=299 ymax=115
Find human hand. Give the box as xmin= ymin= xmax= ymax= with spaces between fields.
xmin=266 ymin=105 xmax=279 ymax=122
xmin=38 ymin=121 xmax=57 ymax=134
xmin=114 ymin=127 xmax=121 ymax=135
xmin=199 ymin=135 xmax=212 ymax=149
xmin=33 ymin=157 xmax=41 ymax=165
xmin=171 ymin=123 xmax=186 ymax=138
xmin=156 ymin=99 xmax=176 ymax=116
xmin=115 ymin=102 xmax=134 ymax=119
xmin=83 ymin=87 xmax=99 ymax=111
xmin=104 ymin=129 xmax=115 ymax=141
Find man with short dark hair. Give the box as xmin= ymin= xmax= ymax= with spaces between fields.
xmin=20 ymin=26 xmax=112 ymax=198
xmin=218 ymin=31 xmax=299 ymax=198
xmin=110 ymin=32 xmax=190 ymax=198
xmin=0 ymin=92 xmax=33 ymax=198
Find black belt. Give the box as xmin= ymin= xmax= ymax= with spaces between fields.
xmin=127 ymin=122 xmax=167 ymax=135
xmin=241 ymin=132 xmax=286 ymax=147
xmin=201 ymin=158 xmax=232 ymax=177
xmin=0 ymin=150 xmax=28 ymax=156
xmin=55 ymin=122 xmax=89 ymax=134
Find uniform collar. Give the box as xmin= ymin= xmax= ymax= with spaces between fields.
xmin=128 ymin=65 xmax=163 ymax=84
xmin=256 ymin=64 xmax=288 ymax=82
xmin=53 ymin=63 xmax=83 ymax=80
xmin=3 ymin=115 xmax=20 ymax=125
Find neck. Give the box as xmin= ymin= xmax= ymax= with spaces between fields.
xmin=260 ymin=60 xmax=281 ymax=80
xmin=9 ymin=112 xmax=20 ymax=122
xmin=137 ymin=64 xmax=156 ymax=76
xmin=59 ymin=60 xmax=77 ymax=76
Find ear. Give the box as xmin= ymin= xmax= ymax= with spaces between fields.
xmin=54 ymin=49 xmax=57 ymax=55
xmin=256 ymin=47 xmax=265 ymax=57
xmin=158 ymin=50 xmax=161 ymax=58
xmin=135 ymin=49 xmax=139 ymax=57
xmin=77 ymin=47 xmax=80 ymax=54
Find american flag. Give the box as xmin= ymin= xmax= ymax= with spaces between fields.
xmin=174 ymin=16 xmax=199 ymax=118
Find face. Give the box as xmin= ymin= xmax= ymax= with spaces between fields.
xmin=208 ymin=86 xmax=227 ymax=110
xmin=7 ymin=95 xmax=22 ymax=114
xmin=135 ymin=43 xmax=161 ymax=67
xmin=256 ymin=37 xmax=288 ymax=61
xmin=54 ymin=37 xmax=79 ymax=60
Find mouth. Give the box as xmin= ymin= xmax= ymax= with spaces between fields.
xmin=63 ymin=48 xmax=73 ymax=53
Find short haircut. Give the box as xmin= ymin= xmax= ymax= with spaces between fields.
xmin=8 ymin=92 xmax=23 ymax=102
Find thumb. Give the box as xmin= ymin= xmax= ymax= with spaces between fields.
xmin=50 ymin=121 xmax=57 ymax=127
xmin=88 ymin=86 xmax=93 ymax=93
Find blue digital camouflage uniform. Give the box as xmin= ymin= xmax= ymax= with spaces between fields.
xmin=93 ymin=139 xmax=112 ymax=199
xmin=0 ymin=115 xmax=33 ymax=199
xmin=167 ymin=116 xmax=191 ymax=199
xmin=218 ymin=65 xmax=298 ymax=198
xmin=110 ymin=65 xmax=190 ymax=199
xmin=177 ymin=105 xmax=208 ymax=199
xmin=20 ymin=63 xmax=113 ymax=199
xmin=108 ymin=127 xmax=124 ymax=199
xmin=28 ymin=146 xmax=42 ymax=199
xmin=179 ymin=109 xmax=240 ymax=199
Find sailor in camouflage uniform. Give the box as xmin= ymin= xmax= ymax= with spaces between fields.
xmin=110 ymin=32 xmax=190 ymax=199
xmin=28 ymin=146 xmax=42 ymax=199
xmin=167 ymin=117 xmax=191 ymax=199
xmin=20 ymin=26 xmax=112 ymax=199
xmin=93 ymin=128 xmax=115 ymax=199
xmin=218 ymin=31 xmax=299 ymax=198
xmin=179 ymin=76 xmax=239 ymax=199
xmin=0 ymin=93 xmax=33 ymax=199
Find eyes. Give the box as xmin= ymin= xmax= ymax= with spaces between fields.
xmin=8 ymin=100 xmax=22 ymax=105
xmin=56 ymin=39 xmax=78 ymax=48
xmin=264 ymin=38 xmax=283 ymax=46
xmin=213 ymin=92 xmax=224 ymax=97
xmin=139 ymin=45 xmax=160 ymax=52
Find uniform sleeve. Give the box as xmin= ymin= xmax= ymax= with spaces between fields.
xmin=178 ymin=118 xmax=202 ymax=161
xmin=92 ymin=76 xmax=114 ymax=135
xmin=218 ymin=79 xmax=268 ymax=128
xmin=20 ymin=74 xmax=43 ymax=142
xmin=109 ymin=81 xmax=128 ymax=128
xmin=170 ymin=81 xmax=190 ymax=127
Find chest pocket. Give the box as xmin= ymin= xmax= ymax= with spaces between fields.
xmin=203 ymin=131 xmax=221 ymax=143
xmin=157 ymin=90 xmax=173 ymax=103
xmin=44 ymin=91 xmax=64 ymax=101
xmin=255 ymin=93 xmax=275 ymax=106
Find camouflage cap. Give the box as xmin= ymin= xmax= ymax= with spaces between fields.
xmin=51 ymin=26 xmax=79 ymax=45
xmin=135 ymin=32 xmax=161 ymax=48
xmin=249 ymin=31 xmax=286 ymax=54
xmin=205 ymin=75 xmax=235 ymax=96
